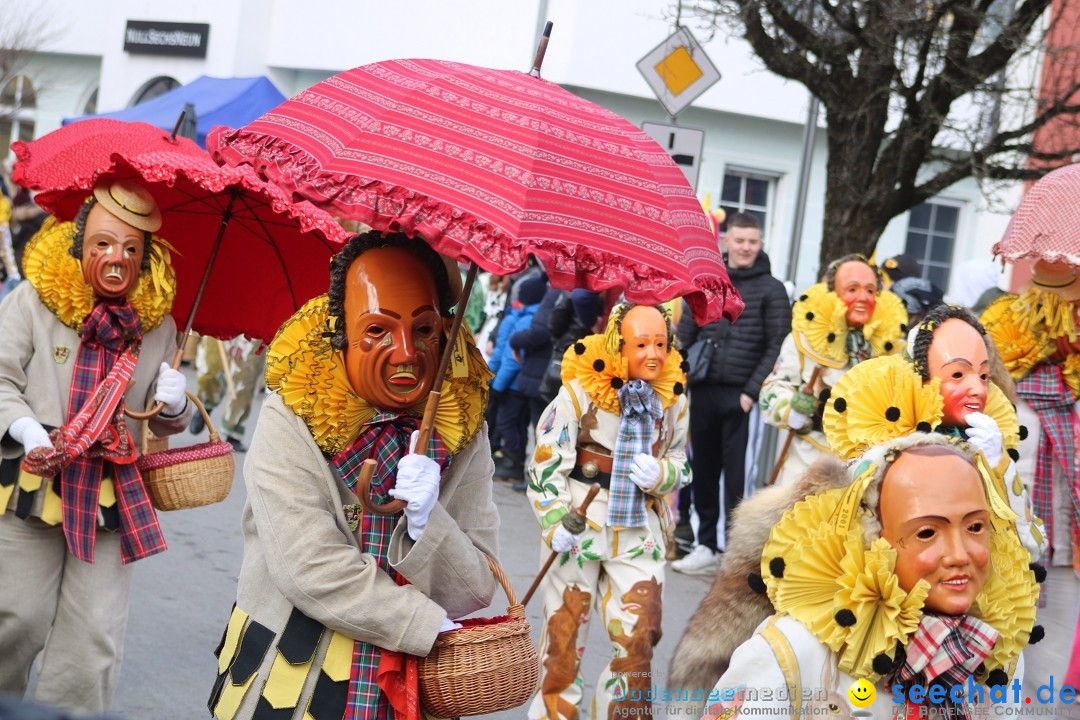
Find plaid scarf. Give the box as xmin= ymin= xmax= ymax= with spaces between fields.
xmin=607 ymin=380 xmax=662 ymax=528
xmin=1016 ymin=362 xmax=1080 ymax=566
xmin=846 ymin=327 xmax=872 ymax=364
xmin=891 ymin=613 xmax=999 ymax=719
xmin=332 ymin=412 xmax=450 ymax=720
xmin=61 ymin=300 xmax=165 ymax=564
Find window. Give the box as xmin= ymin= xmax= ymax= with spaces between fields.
xmin=905 ymin=201 xmax=960 ymax=291
xmin=82 ymin=87 xmax=99 ymax=115
xmin=0 ymin=75 xmax=37 ymax=159
xmin=719 ymin=169 xmax=775 ymax=234
xmin=132 ymin=76 xmax=179 ymax=105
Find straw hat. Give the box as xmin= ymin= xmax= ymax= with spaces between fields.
xmin=1027 ymin=258 xmax=1080 ymax=301
xmin=92 ymin=179 xmax=162 ymax=232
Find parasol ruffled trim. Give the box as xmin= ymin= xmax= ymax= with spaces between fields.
xmin=210 ymin=127 xmax=743 ymax=325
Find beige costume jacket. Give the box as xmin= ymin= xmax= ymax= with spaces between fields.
xmin=210 ymin=393 xmax=500 ymax=720
xmin=0 ymin=281 xmax=189 ymax=517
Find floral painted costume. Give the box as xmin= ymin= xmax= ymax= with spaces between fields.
xmin=525 ymin=331 xmax=689 ymax=720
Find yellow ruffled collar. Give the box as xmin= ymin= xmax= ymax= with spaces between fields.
xmin=559 ymin=333 xmax=686 ymax=414
xmin=823 ymin=354 xmax=1019 ymax=461
xmin=265 ymin=295 xmax=492 ymax=455
xmin=763 ymin=461 xmax=1038 ymax=683
xmin=981 ymin=290 xmax=1072 ymax=385
xmin=22 ymin=216 xmax=176 ymax=333
xmin=791 ymin=283 xmax=909 ymax=368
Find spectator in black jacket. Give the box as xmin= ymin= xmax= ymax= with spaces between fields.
xmin=671 ymin=212 xmax=791 ymax=575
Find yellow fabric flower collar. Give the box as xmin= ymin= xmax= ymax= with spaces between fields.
xmin=791 ymin=283 xmax=909 ymax=368
xmin=265 ymin=295 xmax=492 ymax=455
xmin=559 ymin=333 xmax=686 ymax=415
xmin=22 ymin=216 xmax=176 ymax=334
xmin=761 ymin=447 xmax=1038 ymax=683
xmin=823 ymin=354 xmax=1019 ymax=461
xmin=981 ymin=290 xmax=1072 ymax=387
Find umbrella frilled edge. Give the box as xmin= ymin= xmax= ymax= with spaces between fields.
xmin=209 ymin=126 xmax=743 ymax=326
xmin=14 ymin=144 xmax=349 ymax=250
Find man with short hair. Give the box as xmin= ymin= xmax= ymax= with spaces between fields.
xmin=673 ymin=212 xmax=789 ymax=574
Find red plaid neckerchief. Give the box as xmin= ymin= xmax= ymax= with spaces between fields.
xmin=893 ymin=614 xmax=999 ymax=719
xmin=61 ymin=301 xmax=165 ymax=564
xmin=1015 ymin=362 xmax=1080 ymax=566
xmin=332 ymin=412 xmax=450 ymax=720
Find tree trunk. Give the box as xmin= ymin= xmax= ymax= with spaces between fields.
xmin=818 ymin=113 xmax=893 ymax=275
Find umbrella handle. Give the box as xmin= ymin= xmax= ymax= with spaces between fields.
xmin=355 ymin=459 xmax=407 ymax=515
xmin=521 ymin=483 xmax=601 ymax=607
xmin=125 ymin=347 xmax=186 ymax=421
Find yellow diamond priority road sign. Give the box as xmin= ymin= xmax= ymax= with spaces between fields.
xmin=637 ymin=27 xmax=720 ymax=117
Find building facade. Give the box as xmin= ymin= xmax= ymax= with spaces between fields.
xmin=5 ymin=0 xmax=1034 ymax=293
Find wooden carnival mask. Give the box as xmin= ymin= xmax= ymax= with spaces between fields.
xmin=879 ymin=448 xmax=991 ymax=615
xmin=834 ymin=260 xmax=878 ymax=328
xmin=620 ymin=305 xmax=668 ymax=382
xmin=926 ymin=318 xmax=989 ymax=426
xmin=343 ymin=246 xmax=444 ymax=411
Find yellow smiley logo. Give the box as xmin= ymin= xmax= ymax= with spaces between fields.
xmin=847 ymin=678 xmax=876 ymax=708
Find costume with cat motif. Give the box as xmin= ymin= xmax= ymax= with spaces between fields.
xmin=525 ymin=304 xmax=689 ymax=720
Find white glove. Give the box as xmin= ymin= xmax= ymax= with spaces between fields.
xmin=550 ymin=525 xmax=580 ymax=553
xmin=786 ymin=408 xmax=809 ymax=431
xmin=388 ymin=431 xmax=442 ymax=541
xmin=9 ymin=416 xmax=52 ymax=454
xmin=154 ymin=362 xmax=188 ymax=416
xmin=439 ymin=614 xmax=462 ymax=633
xmin=965 ymin=412 xmax=1003 ymax=467
xmin=628 ymin=453 xmax=661 ymax=490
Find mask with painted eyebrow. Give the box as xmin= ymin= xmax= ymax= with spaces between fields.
xmin=926 ymin=319 xmax=989 ymax=426
xmin=343 ymin=246 xmax=444 ymax=411
xmin=81 ymin=203 xmax=145 ymax=299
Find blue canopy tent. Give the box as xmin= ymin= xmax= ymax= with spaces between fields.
xmin=63 ymin=75 xmax=286 ymax=148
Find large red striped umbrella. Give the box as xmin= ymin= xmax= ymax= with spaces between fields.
xmin=208 ymin=58 xmax=742 ymax=325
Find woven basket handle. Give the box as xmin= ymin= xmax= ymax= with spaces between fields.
xmin=485 ymin=553 xmax=519 ymax=607
xmin=140 ymin=390 xmax=219 ymax=454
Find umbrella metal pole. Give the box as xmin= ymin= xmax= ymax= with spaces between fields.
xmin=356 ymin=261 xmax=480 ymax=516
xmin=127 ymin=190 xmax=238 ymax=421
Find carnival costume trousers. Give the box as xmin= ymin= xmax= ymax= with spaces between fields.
xmin=1016 ymin=400 xmax=1078 ymax=567
xmin=0 ymin=513 xmax=133 ymax=713
xmin=528 ymin=484 xmax=666 ymax=720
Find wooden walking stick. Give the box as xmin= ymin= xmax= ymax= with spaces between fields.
xmin=767 ymin=365 xmax=823 ymax=486
xmin=522 ymin=483 xmax=602 ymax=607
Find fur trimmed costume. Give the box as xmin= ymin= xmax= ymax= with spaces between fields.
xmin=709 ymin=434 xmax=1038 ymax=720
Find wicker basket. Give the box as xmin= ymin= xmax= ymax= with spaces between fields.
xmin=137 ymin=391 xmax=235 ymax=511
xmin=418 ymin=555 xmax=539 ymax=718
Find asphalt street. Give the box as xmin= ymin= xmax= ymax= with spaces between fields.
xmin=83 ymin=382 xmax=1079 ymax=719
